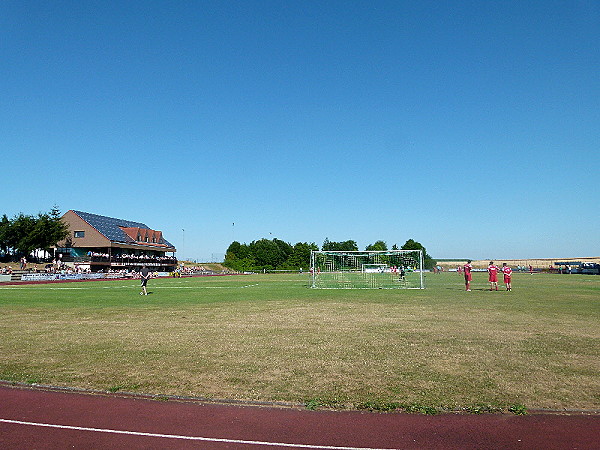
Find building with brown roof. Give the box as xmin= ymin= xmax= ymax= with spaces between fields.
xmin=56 ymin=210 xmax=177 ymax=272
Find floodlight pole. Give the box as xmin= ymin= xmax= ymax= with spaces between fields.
xmin=182 ymin=229 xmax=185 ymax=263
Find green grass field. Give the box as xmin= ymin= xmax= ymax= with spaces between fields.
xmin=1 ymin=272 xmax=598 ymax=413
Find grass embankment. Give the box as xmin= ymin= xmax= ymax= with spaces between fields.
xmin=0 ymin=272 xmax=598 ymax=413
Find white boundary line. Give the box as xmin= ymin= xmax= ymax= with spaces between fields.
xmin=146 ymin=284 xmax=261 ymax=289
xmin=0 ymin=418 xmax=399 ymax=450
xmin=0 ymin=284 xmax=260 ymax=290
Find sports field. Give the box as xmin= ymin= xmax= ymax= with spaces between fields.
xmin=0 ymin=272 xmax=598 ymax=413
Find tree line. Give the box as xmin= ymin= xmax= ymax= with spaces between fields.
xmin=224 ymin=237 xmax=436 ymax=272
xmin=0 ymin=207 xmax=69 ymax=261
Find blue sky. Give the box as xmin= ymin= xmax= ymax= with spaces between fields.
xmin=1 ymin=1 xmax=598 ymax=261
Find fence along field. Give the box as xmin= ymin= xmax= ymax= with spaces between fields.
xmin=0 ymin=271 xmax=598 ymax=413
xmin=438 ymin=256 xmax=600 ymax=270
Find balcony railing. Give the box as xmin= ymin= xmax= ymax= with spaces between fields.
xmin=73 ymin=256 xmax=178 ymax=266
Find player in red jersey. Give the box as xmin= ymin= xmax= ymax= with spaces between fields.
xmin=488 ymin=261 xmax=499 ymax=291
xmin=501 ymin=263 xmax=512 ymax=291
xmin=463 ymin=260 xmax=473 ymax=291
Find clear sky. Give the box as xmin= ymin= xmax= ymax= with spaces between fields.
xmin=1 ymin=1 xmax=598 ymax=261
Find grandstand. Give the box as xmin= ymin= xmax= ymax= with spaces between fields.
xmin=55 ymin=210 xmax=178 ymax=272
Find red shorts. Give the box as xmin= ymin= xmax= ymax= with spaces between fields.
xmin=489 ymin=274 xmax=498 ymax=282
xmin=504 ymin=276 xmax=511 ymax=283
xmin=464 ymin=273 xmax=472 ymax=282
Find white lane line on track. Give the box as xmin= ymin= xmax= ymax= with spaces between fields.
xmin=0 ymin=418 xmax=398 ymax=450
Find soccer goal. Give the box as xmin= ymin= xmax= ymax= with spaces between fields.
xmin=310 ymin=250 xmax=424 ymax=289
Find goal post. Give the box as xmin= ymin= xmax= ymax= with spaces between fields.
xmin=310 ymin=250 xmax=425 ymax=289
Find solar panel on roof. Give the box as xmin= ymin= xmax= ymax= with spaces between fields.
xmin=72 ymin=211 xmax=174 ymax=247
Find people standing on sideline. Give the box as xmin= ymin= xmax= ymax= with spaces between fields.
xmin=488 ymin=261 xmax=499 ymax=291
xmin=529 ymin=264 xmax=534 ymax=274
xmin=502 ymin=263 xmax=512 ymax=291
xmin=140 ymin=265 xmax=151 ymax=296
xmin=463 ymin=260 xmax=473 ymax=291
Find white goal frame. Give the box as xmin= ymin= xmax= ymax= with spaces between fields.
xmin=310 ymin=250 xmax=424 ymax=289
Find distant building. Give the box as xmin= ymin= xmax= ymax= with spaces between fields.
xmin=56 ymin=210 xmax=177 ymax=272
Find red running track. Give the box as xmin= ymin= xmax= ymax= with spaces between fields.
xmin=0 ymin=385 xmax=598 ymax=449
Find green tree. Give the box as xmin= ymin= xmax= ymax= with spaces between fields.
xmin=249 ymin=238 xmax=289 ymax=270
xmin=225 ymin=241 xmax=244 ymax=260
xmin=11 ymin=213 xmax=37 ymax=256
xmin=365 ymin=240 xmax=387 ymax=251
xmin=322 ymin=238 xmax=358 ymax=251
xmin=272 ymin=238 xmax=293 ymax=265
xmin=224 ymin=241 xmax=255 ymax=272
xmin=284 ymin=242 xmax=318 ymax=269
xmin=1 ymin=207 xmax=70 ymax=259
xmin=225 ymin=239 xmax=318 ymax=272
xmin=400 ymin=239 xmax=436 ymax=270
xmin=32 ymin=207 xmax=69 ymax=253
xmin=224 ymin=256 xmax=256 ymax=272
xmin=0 ymin=214 xmax=11 ymax=255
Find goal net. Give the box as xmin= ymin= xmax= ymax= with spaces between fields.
xmin=310 ymin=250 xmax=424 ymax=289
xmin=362 ymin=264 xmax=388 ymax=273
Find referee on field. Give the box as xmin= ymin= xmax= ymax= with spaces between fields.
xmin=140 ymin=265 xmax=151 ymax=296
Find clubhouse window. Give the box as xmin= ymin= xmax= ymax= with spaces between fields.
xmin=74 ymin=231 xmax=85 ymax=238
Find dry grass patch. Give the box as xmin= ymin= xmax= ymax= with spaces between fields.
xmin=1 ymin=273 xmax=598 ymax=411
